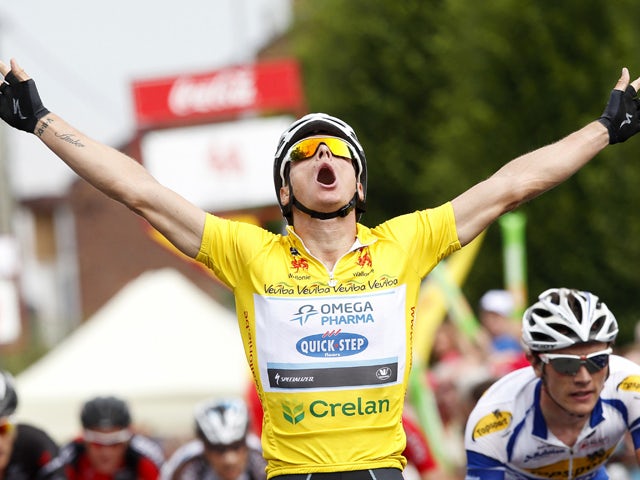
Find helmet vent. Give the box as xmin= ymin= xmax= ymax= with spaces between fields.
xmin=530 ymin=332 xmax=555 ymax=342
xmin=547 ymin=291 xmax=561 ymax=305
xmin=547 ymin=323 xmax=573 ymax=337
xmin=590 ymin=315 xmax=606 ymax=334
xmin=532 ymin=308 xmax=552 ymax=319
xmin=567 ymin=293 xmax=583 ymax=321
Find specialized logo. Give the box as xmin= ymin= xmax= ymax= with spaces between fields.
xmin=282 ymin=401 xmax=305 ymax=425
xmin=275 ymin=373 xmax=315 ymax=387
xmin=472 ymin=410 xmax=512 ymax=440
xmin=296 ymin=330 xmax=368 ymax=358
xmin=618 ymin=375 xmax=640 ymax=392
xmin=620 ymin=112 xmax=633 ymax=129
xmin=13 ymin=99 xmax=27 ymax=120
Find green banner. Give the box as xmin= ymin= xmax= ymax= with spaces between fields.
xmin=498 ymin=212 xmax=527 ymax=319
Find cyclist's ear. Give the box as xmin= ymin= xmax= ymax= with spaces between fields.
xmin=528 ymin=352 xmax=543 ymax=378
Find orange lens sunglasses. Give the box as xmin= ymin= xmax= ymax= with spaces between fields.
xmin=288 ymin=137 xmax=352 ymax=162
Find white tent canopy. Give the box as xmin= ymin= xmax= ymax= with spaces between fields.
xmin=15 ymin=268 xmax=248 ymax=443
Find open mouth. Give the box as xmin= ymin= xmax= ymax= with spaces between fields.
xmin=317 ymin=165 xmax=336 ymax=185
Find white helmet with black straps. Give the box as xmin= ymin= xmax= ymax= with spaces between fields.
xmin=522 ymin=287 xmax=618 ymax=352
xmin=273 ymin=113 xmax=367 ymax=224
xmin=194 ymin=398 xmax=249 ymax=446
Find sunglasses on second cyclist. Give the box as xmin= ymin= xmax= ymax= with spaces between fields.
xmin=538 ymin=347 xmax=612 ymax=376
xmin=287 ymin=137 xmax=353 ymax=162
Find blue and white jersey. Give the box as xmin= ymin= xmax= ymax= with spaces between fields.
xmin=464 ymin=355 xmax=640 ymax=480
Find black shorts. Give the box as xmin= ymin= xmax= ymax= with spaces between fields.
xmin=271 ymin=468 xmax=404 ymax=480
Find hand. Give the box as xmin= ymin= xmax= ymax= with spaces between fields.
xmin=598 ymin=67 xmax=640 ymax=144
xmin=0 ymin=59 xmax=49 ymax=133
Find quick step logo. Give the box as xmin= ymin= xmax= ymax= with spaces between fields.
xmin=296 ymin=331 xmax=368 ymax=358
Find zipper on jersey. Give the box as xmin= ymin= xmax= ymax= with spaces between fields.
xmin=289 ymin=231 xmax=364 ymax=287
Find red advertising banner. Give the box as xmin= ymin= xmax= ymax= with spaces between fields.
xmin=132 ymin=58 xmax=304 ymax=127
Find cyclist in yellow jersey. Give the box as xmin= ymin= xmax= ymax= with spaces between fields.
xmin=1 ymin=58 xmax=640 ymax=480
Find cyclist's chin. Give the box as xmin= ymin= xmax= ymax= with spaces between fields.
xmin=565 ymin=397 xmax=598 ymax=417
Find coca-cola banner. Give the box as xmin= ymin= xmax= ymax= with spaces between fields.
xmin=132 ymin=59 xmax=303 ymax=127
xmin=140 ymin=116 xmax=294 ymax=211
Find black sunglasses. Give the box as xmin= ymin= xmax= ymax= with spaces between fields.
xmin=538 ymin=348 xmax=612 ymax=376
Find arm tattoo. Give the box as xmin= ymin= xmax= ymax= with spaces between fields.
xmin=35 ymin=117 xmax=53 ymax=138
xmin=54 ymin=132 xmax=85 ymax=147
xmin=35 ymin=117 xmax=85 ymax=147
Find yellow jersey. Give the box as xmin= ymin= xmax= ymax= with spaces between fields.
xmin=196 ymin=203 xmax=460 ymax=478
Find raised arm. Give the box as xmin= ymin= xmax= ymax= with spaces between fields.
xmin=0 ymin=59 xmax=206 ymax=258
xmin=452 ymin=68 xmax=640 ymax=247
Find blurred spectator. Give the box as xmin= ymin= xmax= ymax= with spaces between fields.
xmin=0 ymin=370 xmax=60 ymax=479
xmin=401 ymin=406 xmax=459 ymax=480
xmin=478 ymin=289 xmax=520 ymax=351
xmin=161 ymin=397 xmax=266 ymax=480
xmin=428 ymin=316 xmax=487 ymax=380
xmin=426 ymin=317 xmax=491 ymax=477
xmin=478 ymin=289 xmax=529 ymax=375
xmin=42 ymin=395 xmax=164 ymax=479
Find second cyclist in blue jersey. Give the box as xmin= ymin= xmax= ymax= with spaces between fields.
xmin=464 ymin=288 xmax=640 ymax=480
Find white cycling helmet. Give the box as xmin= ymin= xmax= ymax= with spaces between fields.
xmin=195 ymin=398 xmax=249 ymax=446
xmin=522 ymin=288 xmax=618 ymax=352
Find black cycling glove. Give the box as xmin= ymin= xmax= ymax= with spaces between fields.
xmin=598 ymin=85 xmax=640 ymax=144
xmin=0 ymin=70 xmax=49 ymax=133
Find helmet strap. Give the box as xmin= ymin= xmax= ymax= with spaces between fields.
xmin=291 ymin=192 xmax=357 ymax=220
xmin=284 ymin=177 xmax=357 ymax=221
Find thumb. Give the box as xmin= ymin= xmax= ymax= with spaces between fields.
xmin=0 ymin=61 xmax=9 ymax=78
xmin=8 ymin=59 xmax=30 ymax=82
xmin=613 ymin=67 xmax=630 ymax=92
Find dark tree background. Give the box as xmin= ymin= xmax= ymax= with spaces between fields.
xmin=288 ymin=1 xmax=640 ymax=344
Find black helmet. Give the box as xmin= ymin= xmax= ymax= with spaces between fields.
xmin=0 ymin=371 xmax=18 ymax=418
xmin=273 ymin=113 xmax=367 ymax=223
xmin=195 ymin=398 xmax=249 ymax=446
xmin=81 ymin=396 xmax=131 ymax=429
